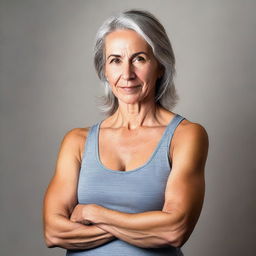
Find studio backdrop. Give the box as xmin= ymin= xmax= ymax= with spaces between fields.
xmin=0 ymin=0 xmax=255 ymax=255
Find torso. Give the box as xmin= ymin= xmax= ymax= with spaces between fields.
xmin=78 ymin=109 xmax=191 ymax=172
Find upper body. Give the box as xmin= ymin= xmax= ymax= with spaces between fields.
xmin=43 ymin=9 xmax=209 ymax=254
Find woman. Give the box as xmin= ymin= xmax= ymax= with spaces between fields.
xmin=43 ymin=9 xmax=209 ymax=256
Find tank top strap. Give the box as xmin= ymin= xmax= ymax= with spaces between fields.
xmin=82 ymin=123 xmax=98 ymax=156
xmin=160 ymin=114 xmax=186 ymax=150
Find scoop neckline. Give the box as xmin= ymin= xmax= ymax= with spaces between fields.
xmin=95 ymin=113 xmax=179 ymax=174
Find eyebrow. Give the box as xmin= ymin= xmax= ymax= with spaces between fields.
xmin=107 ymin=51 xmax=149 ymax=60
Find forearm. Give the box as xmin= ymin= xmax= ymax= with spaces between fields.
xmin=44 ymin=213 xmax=116 ymax=250
xmin=92 ymin=207 xmax=184 ymax=248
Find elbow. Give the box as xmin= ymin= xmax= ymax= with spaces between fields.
xmin=168 ymin=232 xmax=186 ymax=248
xmin=43 ymin=227 xmax=60 ymax=248
xmin=165 ymin=229 xmax=188 ymax=248
xmin=45 ymin=236 xmax=59 ymax=248
xmin=162 ymin=212 xmax=192 ymax=248
xmin=164 ymin=220 xmax=190 ymax=248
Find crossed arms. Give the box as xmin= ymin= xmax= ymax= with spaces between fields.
xmin=43 ymin=123 xmax=208 ymax=250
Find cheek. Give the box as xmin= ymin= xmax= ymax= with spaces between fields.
xmin=105 ymin=67 xmax=121 ymax=84
xmin=138 ymin=67 xmax=158 ymax=85
xmin=108 ymin=75 xmax=120 ymax=86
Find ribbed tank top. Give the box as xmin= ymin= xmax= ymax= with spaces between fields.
xmin=66 ymin=113 xmax=186 ymax=256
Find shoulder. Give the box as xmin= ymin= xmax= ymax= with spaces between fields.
xmin=171 ymin=118 xmax=209 ymax=165
xmin=62 ymin=127 xmax=90 ymax=144
xmin=174 ymin=118 xmax=208 ymax=146
xmin=60 ymin=127 xmax=91 ymax=162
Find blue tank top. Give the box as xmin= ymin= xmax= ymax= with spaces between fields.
xmin=66 ymin=113 xmax=186 ymax=256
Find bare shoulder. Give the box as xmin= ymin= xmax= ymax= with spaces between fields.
xmin=61 ymin=127 xmax=91 ymax=162
xmin=63 ymin=127 xmax=90 ymax=140
xmin=171 ymin=118 xmax=209 ymax=164
xmin=174 ymin=118 xmax=208 ymax=144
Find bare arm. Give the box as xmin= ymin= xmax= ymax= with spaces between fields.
xmin=72 ymin=204 xmax=183 ymax=248
xmin=70 ymin=123 xmax=209 ymax=248
xmin=42 ymin=128 xmax=116 ymax=250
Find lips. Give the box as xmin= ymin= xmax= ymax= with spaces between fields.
xmin=119 ymin=85 xmax=141 ymax=93
xmin=120 ymin=85 xmax=141 ymax=88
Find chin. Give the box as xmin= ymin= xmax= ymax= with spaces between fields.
xmin=117 ymin=95 xmax=142 ymax=105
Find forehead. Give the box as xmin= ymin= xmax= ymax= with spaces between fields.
xmin=104 ymin=29 xmax=151 ymax=54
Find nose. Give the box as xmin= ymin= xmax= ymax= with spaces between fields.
xmin=122 ymin=61 xmax=136 ymax=81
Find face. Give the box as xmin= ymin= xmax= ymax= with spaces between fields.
xmin=104 ymin=29 xmax=163 ymax=104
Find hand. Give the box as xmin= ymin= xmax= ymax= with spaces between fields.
xmin=70 ymin=204 xmax=99 ymax=225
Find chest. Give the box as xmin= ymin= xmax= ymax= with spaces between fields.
xmin=98 ymin=127 xmax=173 ymax=172
xmin=77 ymin=123 xmax=174 ymax=213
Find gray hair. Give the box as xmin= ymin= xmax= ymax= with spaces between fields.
xmin=93 ymin=9 xmax=179 ymax=116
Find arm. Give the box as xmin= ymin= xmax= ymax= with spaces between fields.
xmin=70 ymin=123 xmax=209 ymax=248
xmin=71 ymin=204 xmax=183 ymax=248
xmin=43 ymin=128 xmax=116 ymax=250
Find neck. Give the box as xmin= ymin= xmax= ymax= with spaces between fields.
xmin=111 ymin=100 xmax=163 ymax=130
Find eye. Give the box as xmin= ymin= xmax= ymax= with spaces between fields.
xmin=134 ymin=56 xmax=146 ymax=62
xmin=110 ymin=58 xmax=121 ymax=64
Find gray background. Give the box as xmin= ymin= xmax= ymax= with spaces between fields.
xmin=1 ymin=0 xmax=255 ymax=255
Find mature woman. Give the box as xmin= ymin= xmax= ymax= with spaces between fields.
xmin=43 ymin=9 xmax=209 ymax=256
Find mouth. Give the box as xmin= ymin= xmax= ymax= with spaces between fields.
xmin=119 ymin=85 xmax=141 ymax=93
xmin=120 ymin=85 xmax=141 ymax=88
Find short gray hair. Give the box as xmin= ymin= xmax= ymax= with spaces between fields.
xmin=93 ymin=9 xmax=179 ymax=116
